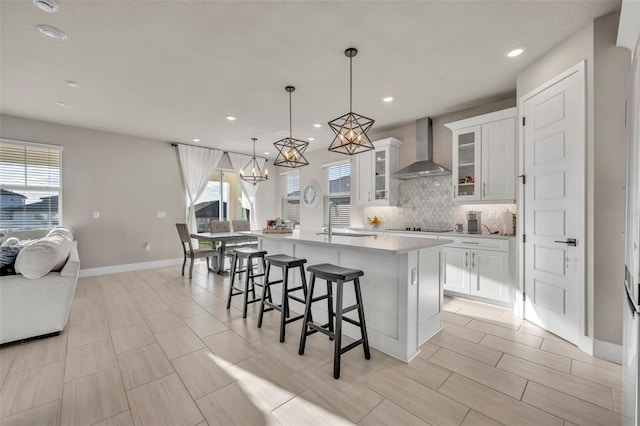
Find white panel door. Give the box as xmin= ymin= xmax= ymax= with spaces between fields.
xmin=523 ymin=64 xmax=585 ymax=345
xmin=442 ymin=247 xmax=470 ymax=294
xmin=481 ymin=117 xmax=516 ymax=201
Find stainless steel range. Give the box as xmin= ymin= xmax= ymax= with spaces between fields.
xmin=387 ymin=227 xmax=453 ymax=233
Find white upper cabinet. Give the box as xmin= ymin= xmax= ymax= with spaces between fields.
xmin=445 ymin=108 xmax=516 ymax=203
xmin=356 ymin=137 xmax=402 ymax=206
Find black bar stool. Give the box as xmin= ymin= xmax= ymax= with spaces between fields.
xmin=298 ymin=263 xmax=371 ymax=379
xmin=227 ymin=247 xmax=268 ymax=318
xmin=257 ymin=254 xmax=310 ymax=343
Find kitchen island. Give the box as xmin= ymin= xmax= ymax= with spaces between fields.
xmin=251 ymin=230 xmax=452 ymax=362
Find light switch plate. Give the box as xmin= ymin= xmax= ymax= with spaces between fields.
xmin=156 ymin=211 xmax=167 ymax=218
xmin=93 ymin=211 xmax=100 ymax=219
xmin=488 ymin=211 xmax=496 ymax=220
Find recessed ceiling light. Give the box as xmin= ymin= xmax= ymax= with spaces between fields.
xmin=37 ymin=25 xmax=67 ymax=41
xmin=32 ymin=0 xmax=59 ymax=13
xmin=308 ymin=137 xmax=315 ymax=141
xmin=66 ymin=80 xmax=79 ymax=88
xmin=313 ymin=123 xmax=322 ymax=128
xmin=192 ymin=138 xmax=201 ymax=143
xmin=55 ymin=101 xmax=71 ymax=108
xmin=225 ymin=115 xmax=236 ymax=121
xmin=383 ymin=96 xmax=394 ymax=102
xmin=263 ymin=151 xmax=269 ymax=156
xmin=506 ymin=47 xmax=525 ymax=58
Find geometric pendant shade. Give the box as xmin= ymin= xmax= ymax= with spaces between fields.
xmin=328 ymin=47 xmax=375 ymax=155
xmin=273 ymin=86 xmax=309 ymax=168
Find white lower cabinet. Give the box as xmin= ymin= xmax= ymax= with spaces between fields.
xmin=469 ymin=249 xmax=510 ymax=302
xmin=442 ymin=240 xmax=512 ymax=305
xmin=442 ymin=247 xmax=471 ymax=294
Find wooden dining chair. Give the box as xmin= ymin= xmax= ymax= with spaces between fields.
xmin=176 ymin=223 xmax=218 ymax=279
xmin=231 ymin=220 xmax=250 ymax=232
xmin=209 ymin=220 xmax=231 ymax=233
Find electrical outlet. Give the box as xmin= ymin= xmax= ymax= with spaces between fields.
xmin=93 ymin=211 xmax=100 ymax=219
xmin=488 ymin=211 xmax=497 ymax=220
xmin=156 ymin=211 xmax=167 ymax=218
xmin=144 ymin=242 xmax=151 ymax=252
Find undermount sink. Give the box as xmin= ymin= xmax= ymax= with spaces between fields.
xmin=315 ymin=232 xmax=374 ymax=237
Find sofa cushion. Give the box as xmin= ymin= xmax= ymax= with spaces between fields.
xmin=15 ymin=234 xmax=73 ymax=279
xmin=0 ymin=245 xmax=23 ymax=275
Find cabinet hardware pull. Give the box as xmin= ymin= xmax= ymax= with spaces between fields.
xmin=472 ymin=252 xmax=475 ymax=268
xmin=462 ymin=241 xmax=479 ymax=244
xmin=465 ymin=252 xmax=468 ymax=268
xmin=483 ymin=182 xmax=486 ymax=197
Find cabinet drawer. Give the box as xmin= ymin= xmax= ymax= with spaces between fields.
xmin=443 ymin=236 xmax=509 ymax=251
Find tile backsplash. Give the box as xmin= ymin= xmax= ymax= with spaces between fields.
xmin=363 ymin=175 xmax=516 ymax=235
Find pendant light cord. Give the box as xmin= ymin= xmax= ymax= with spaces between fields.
xmin=349 ymin=55 xmax=353 ymax=112
xmin=289 ymin=90 xmax=293 ymax=138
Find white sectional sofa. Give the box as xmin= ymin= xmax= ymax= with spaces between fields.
xmin=0 ymin=228 xmax=79 ymax=344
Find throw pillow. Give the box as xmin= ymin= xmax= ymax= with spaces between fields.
xmin=1 ymin=237 xmax=20 ymax=246
xmin=15 ymin=234 xmax=73 ymax=279
xmin=0 ymin=245 xmax=23 ymax=276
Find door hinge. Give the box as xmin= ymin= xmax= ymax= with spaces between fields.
xmin=522 ymin=117 xmax=526 ymax=126
xmin=523 ymin=234 xmax=526 ymax=243
xmin=518 ymin=174 xmax=526 ymax=184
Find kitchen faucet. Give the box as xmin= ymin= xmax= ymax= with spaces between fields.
xmin=328 ymin=201 xmax=338 ymax=239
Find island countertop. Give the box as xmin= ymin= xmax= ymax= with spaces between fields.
xmin=249 ymin=229 xmax=452 ymax=254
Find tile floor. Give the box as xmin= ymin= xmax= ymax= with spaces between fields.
xmin=0 ymin=263 xmax=623 ymax=425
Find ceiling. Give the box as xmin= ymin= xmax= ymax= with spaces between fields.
xmin=0 ymin=0 xmax=620 ymax=159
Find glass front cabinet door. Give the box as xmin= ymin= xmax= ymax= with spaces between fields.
xmin=355 ymin=137 xmax=401 ymax=206
xmin=452 ymin=126 xmax=481 ymax=202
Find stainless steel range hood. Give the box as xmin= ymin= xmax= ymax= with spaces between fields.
xmin=392 ymin=117 xmax=451 ymax=179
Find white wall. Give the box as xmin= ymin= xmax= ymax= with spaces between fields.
xmin=1 ymin=114 xmax=185 ymax=269
xmin=0 ymin=114 xmax=280 ymax=270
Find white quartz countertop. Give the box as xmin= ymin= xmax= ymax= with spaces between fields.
xmin=250 ymin=230 xmax=451 ymax=254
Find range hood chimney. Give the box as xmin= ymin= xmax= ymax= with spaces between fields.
xmin=392 ymin=117 xmax=451 ymax=179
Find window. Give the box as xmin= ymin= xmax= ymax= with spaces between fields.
xmin=0 ymin=140 xmax=62 ymax=229
xmin=325 ymin=161 xmax=351 ymax=228
xmin=282 ymin=171 xmax=300 ymax=225
xmin=193 ymin=169 xmax=249 ymax=233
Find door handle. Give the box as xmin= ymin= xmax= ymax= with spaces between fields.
xmin=554 ymin=238 xmax=577 ymax=247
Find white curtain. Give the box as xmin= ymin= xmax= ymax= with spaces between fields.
xmin=228 ymin=152 xmax=261 ymax=229
xmin=177 ymin=144 xmax=224 ymax=234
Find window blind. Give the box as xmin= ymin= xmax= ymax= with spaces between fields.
xmin=0 ymin=141 xmax=62 ymax=229
xmin=326 ymin=162 xmax=351 ymax=227
xmin=283 ymin=172 xmax=300 ymax=225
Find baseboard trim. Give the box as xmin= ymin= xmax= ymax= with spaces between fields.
xmin=79 ymin=258 xmax=183 ymax=277
xmin=593 ymin=339 xmax=623 ymax=365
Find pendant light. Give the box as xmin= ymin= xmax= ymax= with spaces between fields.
xmin=239 ymin=138 xmax=268 ymax=185
xmin=328 ymin=47 xmax=375 ymax=155
xmin=273 ymin=86 xmax=309 ymax=168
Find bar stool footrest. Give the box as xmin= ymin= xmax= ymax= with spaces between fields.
xmin=342 ymin=316 xmax=362 ymax=327
xmin=341 ymin=304 xmax=360 ymax=314
xmin=307 ymin=322 xmax=334 ymax=338
xmin=288 ymin=295 xmax=306 ymax=304
xmin=284 ymin=314 xmax=304 ymax=324
xmin=339 ymin=339 xmax=364 ymax=355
